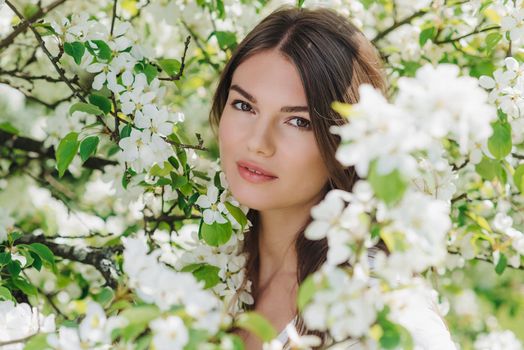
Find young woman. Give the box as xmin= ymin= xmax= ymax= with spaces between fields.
xmin=209 ymin=5 xmax=456 ymax=350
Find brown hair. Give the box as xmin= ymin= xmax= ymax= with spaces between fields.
xmin=209 ymin=5 xmax=387 ymax=346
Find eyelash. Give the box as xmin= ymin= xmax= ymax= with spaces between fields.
xmin=230 ymin=99 xmax=311 ymax=131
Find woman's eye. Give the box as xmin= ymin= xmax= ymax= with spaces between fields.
xmin=232 ymin=100 xmax=252 ymax=112
xmin=288 ymin=117 xmax=311 ymax=130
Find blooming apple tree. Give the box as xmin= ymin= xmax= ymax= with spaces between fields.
xmin=0 ymin=0 xmax=523 ymax=349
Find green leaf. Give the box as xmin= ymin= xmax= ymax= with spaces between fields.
xmin=513 ymin=164 xmax=524 ymax=193
xmin=29 ymin=252 xmax=42 ymax=271
xmin=495 ymin=253 xmax=507 ymax=275
xmin=88 ymin=94 xmax=112 ymax=114
xmin=157 ymin=58 xmax=181 ymax=76
xmin=27 ymin=243 xmax=56 ymax=267
xmin=120 ymin=123 xmax=132 ymax=139
xmin=171 ymin=173 xmax=188 ymax=189
xmin=122 ymin=167 xmax=136 ymax=189
xmin=180 ymin=182 xmax=193 ymax=197
xmin=475 ymin=156 xmax=502 ymax=181
xmin=181 ymin=263 xmax=204 ymax=273
xmin=149 ymin=162 xmax=174 ymax=177
xmin=94 ymin=287 xmax=115 ymax=307
xmin=419 ymin=27 xmax=436 ymax=46
xmin=23 ymin=4 xmax=40 ymax=18
xmin=79 ymin=136 xmax=100 ymax=163
xmin=168 ymin=156 xmax=180 ymax=170
xmin=7 ymin=260 xmax=21 ymax=277
xmin=90 ymin=40 xmax=112 ymax=60
xmin=297 ymin=274 xmax=315 ymax=311
xmin=143 ymin=63 xmax=158 ymax=84
xmin=117 ymin=305 xmax=161 ymax=341
xmin=12 ymin=277 xmax=37 ymax=296
xmin=216 ymin=0 xmax=226 ymax=18
xmin=134 ymin=334 xmax=153 ymax=350
xmin=64 ymin=41 xmax=86 ymax=65
xmin=0 ymin=252 xmax=10 ymax=265
xmin=0 ymin=286 xmax=13 ymax=301
xmin=200 ymin=220 xmax=232 ymax=247
xmin=214 ymin=31 xmax=237 ymax=50
xmin=193 ymin=264 xmax=221 ymax=289
xmin=56 ymin=132 xmax=79 ymax=178
xmin=0 ymin=122 xmax=20 ymax=135
xmin=469 ymin=60 xmax=495 ymax=78
xmin=185 ymin=329 xmax=212 ymax=350
xmin=23 ymin=333 xmax=50 ymax=350
xmin=488 ymin=121 xmax=512 ymax=159
xmin=297 ymin=0 xmax=306 ymax=8
xmin=69 ymin=102 xmax=103 ymax=116
xmin=368 ymin=162 xmax=407 ymax=206
xmin=377 ymin=307 xmax=413 ymax=349
xmin=224 ymin=202 xmax=248 ymax=229
xmin=176 ymin=148 xmax=187 ymax=169
xmin=236 ymin=312 xmax=277 ymax=342
xmin=486 ymin=32 xmax=502 ymax=52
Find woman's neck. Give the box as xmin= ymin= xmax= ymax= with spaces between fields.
xmin=256 ymin=206 xmax=309 ymax=286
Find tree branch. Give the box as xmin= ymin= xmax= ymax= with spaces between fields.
xmin=18 ymin=234 xmax=122 ymax=288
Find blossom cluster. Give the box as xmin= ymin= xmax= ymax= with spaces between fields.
xmin=122 ymin=234 xmax=224 ymax=334
xmin=49 ymin=13 xmax=183 ymax=173
xmin=480 ymin=57 xmax=524 ymax=122
xmin=0 ymin=301 xmax=55 ymax=350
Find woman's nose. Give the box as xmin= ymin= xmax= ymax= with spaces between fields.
xmin=246 ymin=118 xmax=276 ymax=157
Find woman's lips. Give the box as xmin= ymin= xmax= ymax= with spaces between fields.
xmin=237 ymin=164 xmax=278 ymax=184
xmin=237 ymin=161 xmax=277 ymax=177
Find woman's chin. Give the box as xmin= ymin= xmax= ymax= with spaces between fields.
xmin=228 ymin=185 xmax=273 ymax=211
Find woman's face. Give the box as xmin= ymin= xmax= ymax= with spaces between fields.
xmin=218 ymin=49 xmax=330 ymax=211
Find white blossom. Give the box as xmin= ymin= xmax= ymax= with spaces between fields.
xmin=0 ymin=301 xmax=55 ymax=350
xmin=302 ymin=266 xmax=380 ymax=341
xmin=195 ymin=185 xmax=229 ymax=225
xmin=122 ymin=234 xmax=223 ymax=332
xmin=501 ymin=1 xmax=524 ymax=43
xmin=479 ymin=57 xmax=524 ymax=119
xmin=149 ymin=316 xmax=189 ymax=350
xmin=474 ymin=330 xmax=523 ymax=350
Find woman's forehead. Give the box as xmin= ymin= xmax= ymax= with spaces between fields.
xmin=230 ymin=50 xmax=308 ymax=106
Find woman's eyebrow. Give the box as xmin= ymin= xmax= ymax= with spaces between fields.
xmin=230 ymin=84 xmax=309 ymax=113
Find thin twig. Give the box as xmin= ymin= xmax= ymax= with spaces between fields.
xmin=434 ymin=25 xmax=500 ymax=44
xmin=180 ymin=19 xmax=220 ymax=72
xmin=110 ymin=0 xmax=118 ymax=36
xmin=158 ymin=36 xmax=191 ymax=81
xmin=0 ymin=0 xmax=67 ymax=50
xmin=4 ymin=0 xmax=113 ymax=137
xmin=372 ymin=9 xmax=429 ymax=43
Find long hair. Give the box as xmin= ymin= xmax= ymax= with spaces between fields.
xmin=209 ymin=5 xmax=387 ymax=346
